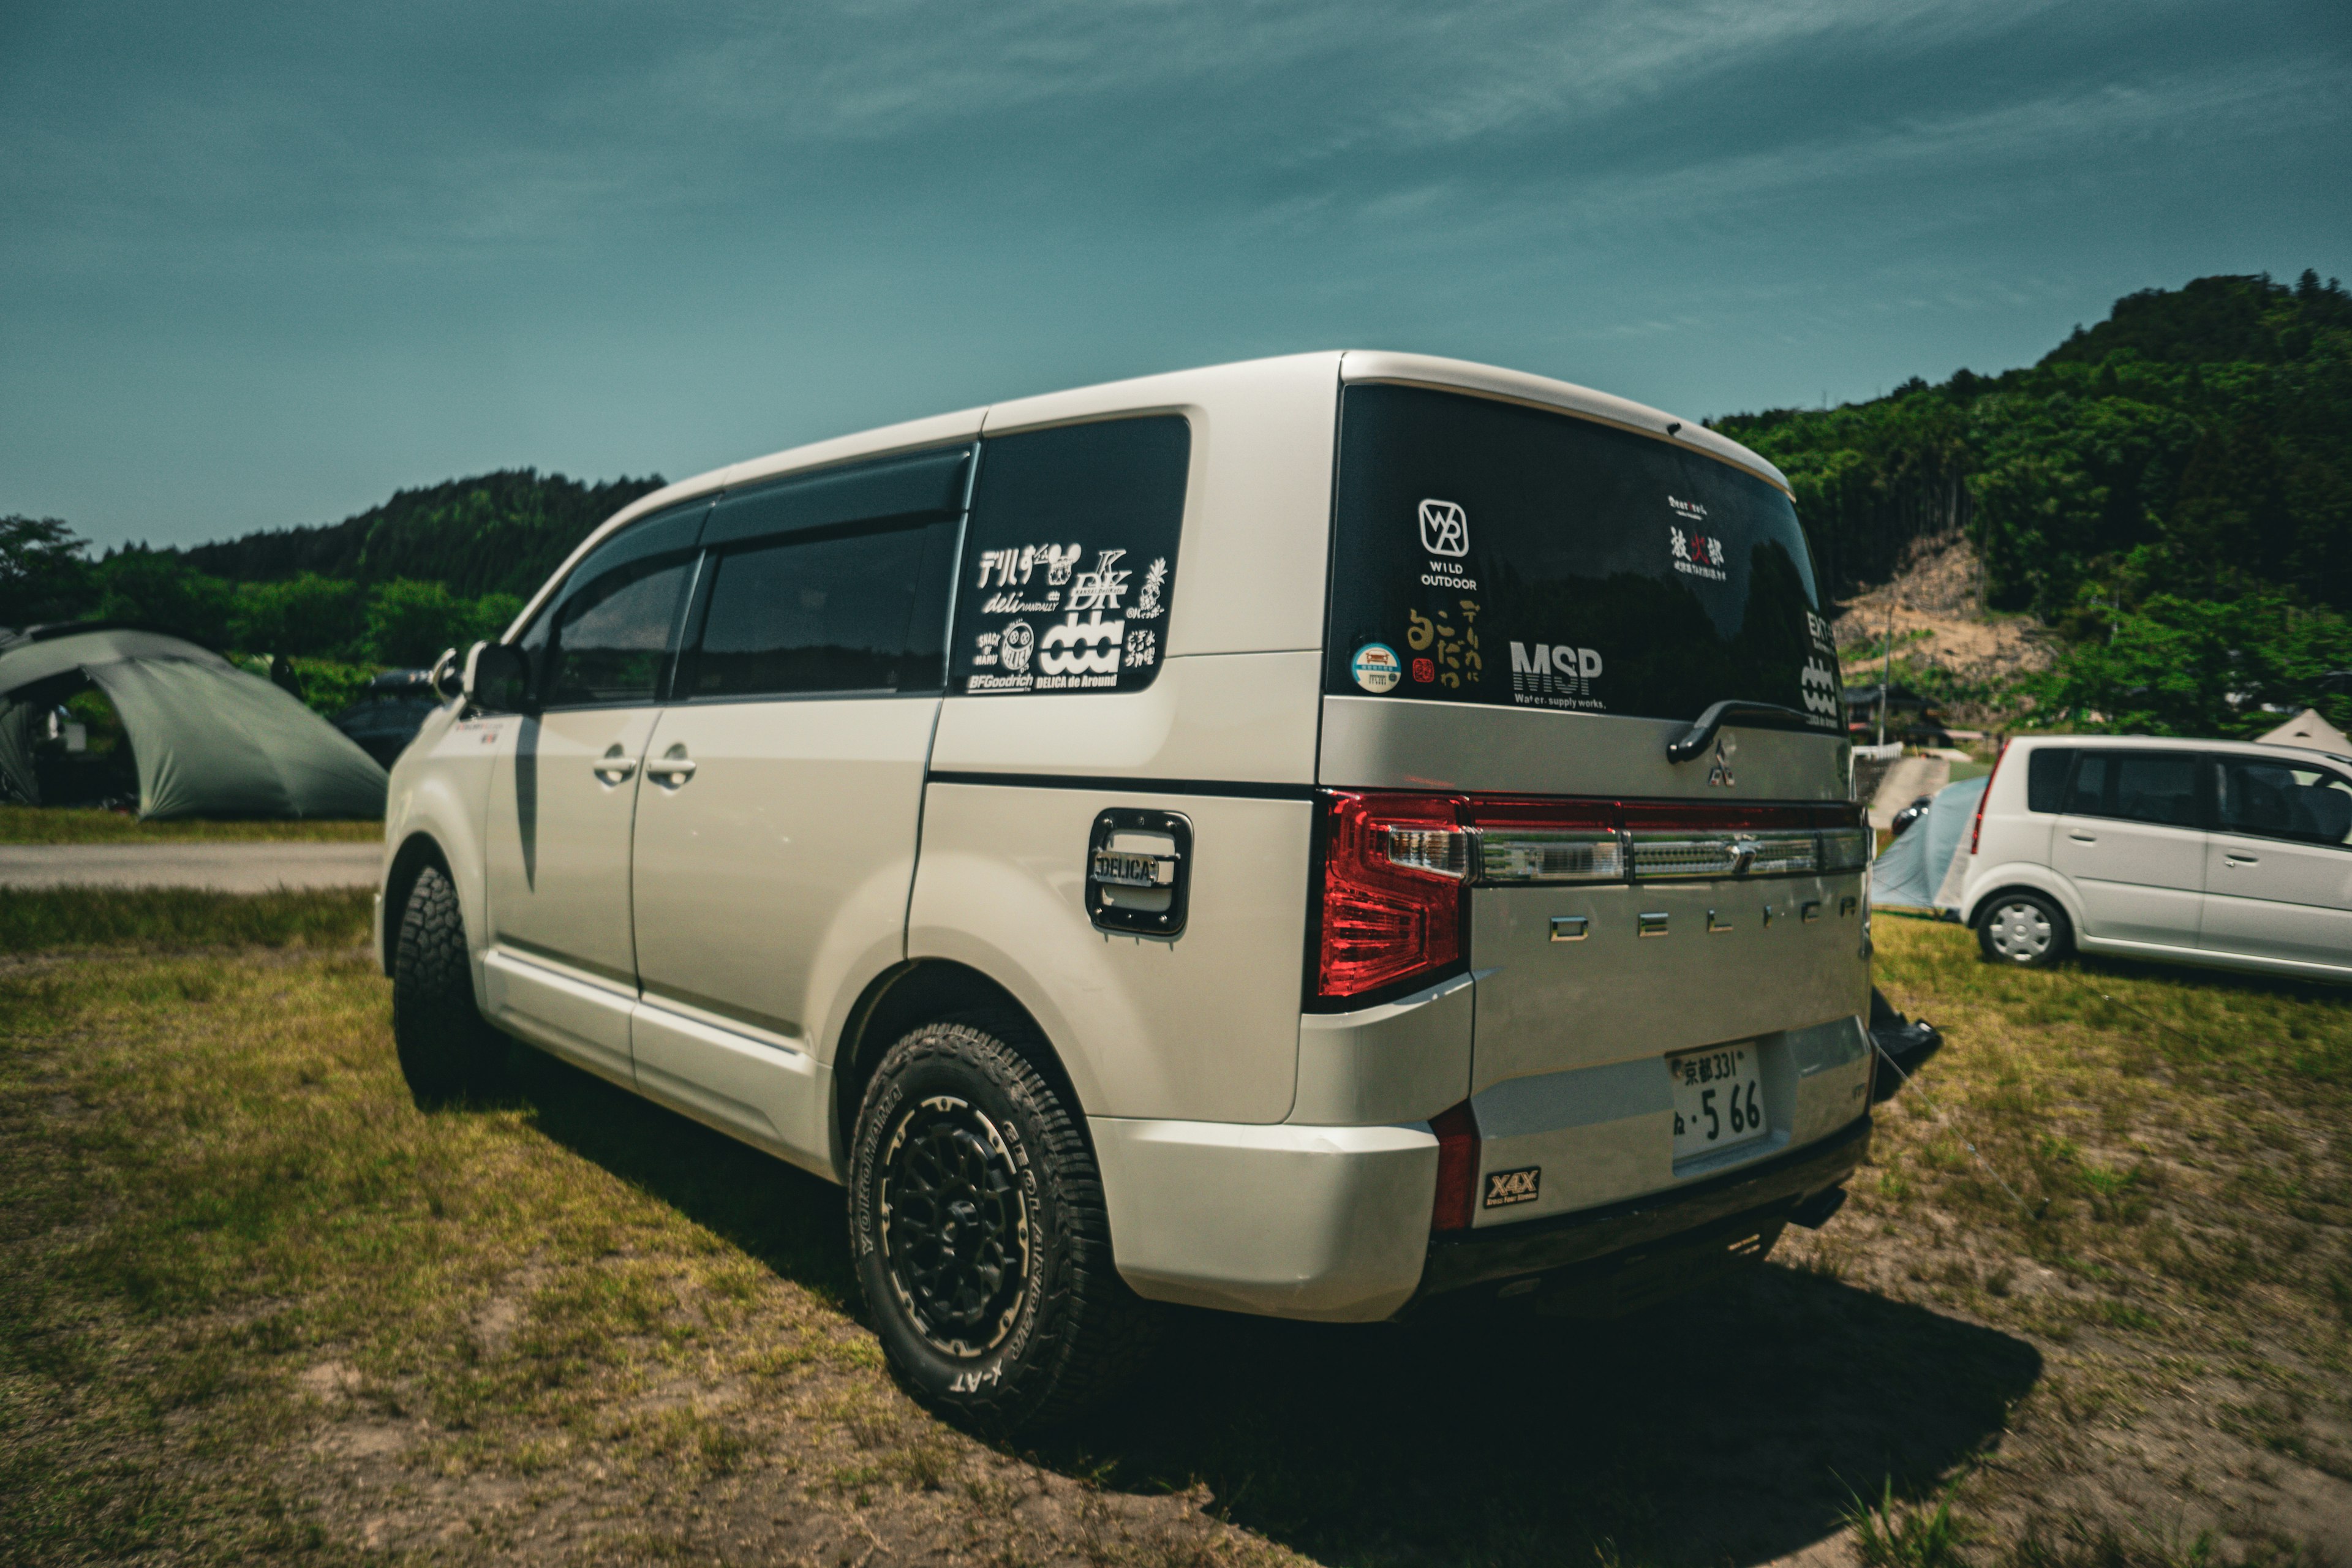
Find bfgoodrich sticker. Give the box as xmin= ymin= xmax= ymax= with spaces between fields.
xmin=1352 ymin=643 xmax=1402 ymax=693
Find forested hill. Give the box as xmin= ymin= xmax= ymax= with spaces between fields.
xmin=174 ymin=469 xmax=666 ymax=600
xmin=1714 ymin=270 xmax=2352 ymax=635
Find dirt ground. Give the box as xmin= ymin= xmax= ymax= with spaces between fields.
xmin=1831 ymin=535 xmax=2052 ymax=699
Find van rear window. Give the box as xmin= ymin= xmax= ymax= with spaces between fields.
xmin=1325 ymin=385 xmax=1839 ymax=732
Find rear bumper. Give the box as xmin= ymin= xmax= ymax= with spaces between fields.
xmin=1417 ymin=1113 xmax=1872 ymax=1299
xmin=1090 ymin=1111 xmax=1871 ymax=1324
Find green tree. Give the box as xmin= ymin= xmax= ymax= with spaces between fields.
xmin=363 ymin=579 xmax=473 ymax=667
xmin=92 ymin=550 xmax=236 ymax=646
xmin=0 ymin=515 xmax=93 ymax=628
xmin=230 ymin=573 xmax=368 ymax=657
xmin=2028 ymin=590 xmax=2352 ymax=738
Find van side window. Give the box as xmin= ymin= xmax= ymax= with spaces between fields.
xmin=2065 ymin=752 xmax=2202 ymax=828
xmin=680 ymin=520 xmax=957 ymax=699
xmin=522 ymin=505 xmax=706 ymax=709
xmin=2025 ymin=748 xmax=2076 ymax=812
xmin=2215 ymin=756 xmax=2352 ymax=846
xmin=950 ymin=417 xmax=1190 ymax=696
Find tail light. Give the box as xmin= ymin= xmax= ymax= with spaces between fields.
xmin=1429 ymin=1102 xmax=1480 ymax=1232
xmin=1969 ymin=739 xmax=2009 ymax=856
xmin=1313 ymin=791 xmax=1469 ymax=1002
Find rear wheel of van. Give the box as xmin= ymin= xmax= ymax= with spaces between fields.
xmin=391 ymin=865 xmax=510 ymax=1101
xmin=848 ymin=1020 xmax=1155 ymax=1433
xmin=1975 ymin=891 xmax=2071 ymax=968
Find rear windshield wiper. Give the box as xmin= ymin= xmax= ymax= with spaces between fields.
xmin=1665 ymin=700 xmax=1821 ymax=764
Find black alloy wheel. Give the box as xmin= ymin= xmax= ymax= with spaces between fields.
xmin=879 ymin=1093 xmax=1032 ymax=1357
xmin=848 ymin=1019 xmax=1156 ymax=1431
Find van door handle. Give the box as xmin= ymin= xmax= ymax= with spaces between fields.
xmin=645 ymin=747 xmax=696 ymax=785
xmin=2068 ymin=831 xmax=2097 ymax=842
xmin=592 ymin=747 xmax=638 ymax=785
xmin=2224 ymin=853 xmax=2258 ymax=866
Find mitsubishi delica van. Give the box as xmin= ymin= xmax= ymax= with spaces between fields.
xmin=377 ymin=351 xmax=1875 ymax=1430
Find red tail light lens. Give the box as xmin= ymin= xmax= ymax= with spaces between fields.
xmin=1429 ymin=1101 xmax=1479 ymax=1232
xmin=1314 ymin=791 xmax=1468 ymax=1001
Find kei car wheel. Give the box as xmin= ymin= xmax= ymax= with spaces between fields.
xmin=391 ymin=864 xmax=510 ymax=1101
xmin=848 ymin=1020 xmax=1155 ymax=1432
xmin=1976 ymin=891 xmax=2071 ymax=968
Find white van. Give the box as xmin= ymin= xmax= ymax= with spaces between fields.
xmin=376 ymin=352 xmax=1875 ymax=1429
xmin=1962 ymin=733 xmax=2352 ymax=979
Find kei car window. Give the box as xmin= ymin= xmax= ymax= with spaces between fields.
xmin=949 ymin=416 xmax=1190 ymax=696
xmin=2026 ymin=747 xmax=2076 ymax=813
xmin=2214 ymin=756 xmax=2352 ymax=846
xmin=681 ymin=519 xmax=956 ymax=699
xmin=2065 ymin=752 xmax=2202 ymax=829
xmin=1324 ymin=384 xmax=1838 ymax=729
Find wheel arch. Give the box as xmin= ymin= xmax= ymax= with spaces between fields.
xmin=1967 ymin=878 xmax=2080 ymax=941
xmin=381 ymin=831 xmax=454 ymax=973
xmin=830 ymin=957 xmax=1093 ymax=1177
xmin=1963 ymin=868 xmax=2082 ymax=933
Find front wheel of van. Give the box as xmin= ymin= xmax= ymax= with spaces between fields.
xmin=391 ymin=864 xmax=510 ymax=1102
xmin=849 ymin=1020 xmax=1155 ymax=1433
xmin=1975 ymin=891 xmax=2071 ymax=968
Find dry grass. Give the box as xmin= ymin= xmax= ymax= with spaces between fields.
xmin=0 ymin=909 xmax=2345 ymax=1565
xmin=0 ymin=805 xmax=382 ymax=843
xmin=1796 ymin=915 xmax=2352 ymax=1562
xmin=0 ymin=887 xmax=374 ymax=953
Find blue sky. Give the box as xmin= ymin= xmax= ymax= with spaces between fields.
xmin=4 ymin=0 xmax=2347 ymax=551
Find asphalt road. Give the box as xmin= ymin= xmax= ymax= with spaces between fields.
xmin=0 ymin=843 xmax=382 ymax=892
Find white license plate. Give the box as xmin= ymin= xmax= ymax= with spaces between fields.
xmin=1669 ymin=1044 xmax=1766 ymax=1161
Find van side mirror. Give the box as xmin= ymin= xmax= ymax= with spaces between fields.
xmin=429 ymin=646 xmax=464 ymax=701
xmin=462 ymin=641 xmax=534 ymax=714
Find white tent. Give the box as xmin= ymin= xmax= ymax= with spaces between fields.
xmin=2256 ymin=707 xmax=2352 ymax=755
xmin=1869 ymin=774 xmax=1988 ymax=914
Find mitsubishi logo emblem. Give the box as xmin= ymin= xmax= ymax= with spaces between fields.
xmin=1707 ymin=735 xmax=1737 ymax=788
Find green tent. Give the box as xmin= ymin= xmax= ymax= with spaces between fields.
xmin=0 ymin=626 xmax=387 ymax=819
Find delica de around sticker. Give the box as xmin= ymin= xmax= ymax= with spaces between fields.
xmin=1352 ymin=643 xmax=1402 ymax=693
xmin=967 ymin=544 xmax=1168 ymax=694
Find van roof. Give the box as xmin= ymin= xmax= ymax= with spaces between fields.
xmin=510 ymin=350 xmax=1791 ymax=636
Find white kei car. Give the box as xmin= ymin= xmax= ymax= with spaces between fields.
xmin=1961 ymin=733 xmax=2352 ymax=979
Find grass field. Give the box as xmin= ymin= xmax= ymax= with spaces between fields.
xmin=0 ymin=806 xmax=383 ymax=843
xmin=0 ymin=906 xmax=2345 ymax=1566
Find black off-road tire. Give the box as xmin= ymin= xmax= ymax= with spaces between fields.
xmin=1975 ymin=889 xmax=2073 ymax=969
xmin=392 ymin=865 xmax=509 ymax=1101
xmin=849 ymin=1019 xmax=1158 ymax=1433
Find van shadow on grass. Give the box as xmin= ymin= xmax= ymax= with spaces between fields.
xmin=505 ymin=1049 xmax=2040 ymax=1567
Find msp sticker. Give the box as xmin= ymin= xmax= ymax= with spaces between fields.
xmin=1483 ymin=1166 xmax=1540 ymax=1208
xmin=1352 ymin=643 xmax=1401 ymax=693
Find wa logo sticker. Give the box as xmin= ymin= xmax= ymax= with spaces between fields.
xmin=1418 ymin=499 xmax=1468 ymax=559
xmin=1483 ymin=1166 xmax=1540 ymax=1208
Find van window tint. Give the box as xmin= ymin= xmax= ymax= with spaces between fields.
xmin=950 ymin=417 xmax=1190 ymax=696
xmin=2065 ymin=753 xmax=2202 ymax=827
xmin=2026 ymin=748 xmax=2076 ymax=813
xmin=519 ymin=503 xmax=704 ymax=709
xmin=2215 ymin=756 xmax=2352 ymax=846
xmin=1325 ymin=385 xmax=1839 ymax=729
xmin=682 ymin=520 xmax=956 ymax=699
